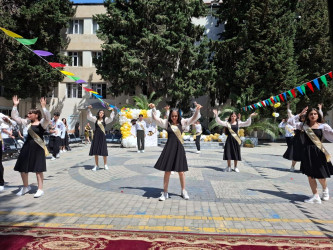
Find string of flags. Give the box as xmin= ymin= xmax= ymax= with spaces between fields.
xmin=242 ymin=71 xmax=333 ymax=112
xmin=0 ymin=27 xmax=120 ymax=112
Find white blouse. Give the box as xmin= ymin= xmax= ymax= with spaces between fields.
xmin=11 ymin=106 xmax=51 ymax=130
xmin=214 ymin=115 xmax=252 ymax=128
xmin=87 ymin=109 xmax=114 ymax=124
xmin=288 ymin=115 xmax=333 ymax=143
xmin=152 ymin=108 xmax=201 ymax=130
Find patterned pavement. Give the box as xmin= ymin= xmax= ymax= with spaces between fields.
xmin=1 ymin=142 xmax=333 ymax=237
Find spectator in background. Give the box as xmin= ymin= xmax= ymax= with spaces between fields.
xmin=74 ymin=122 xmax=80 ymax=138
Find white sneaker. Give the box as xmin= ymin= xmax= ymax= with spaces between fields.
xmin=34 ymin=189 xmax=44 ymax=198
xmin=181 ymin=190 xmax=189 ymax=200
xmin=0 ymin=186 xmax=4 ymax=192
xmin=234 ymin=167 xmax=240 ymax=173
xmin=60 ymin=150 xmax=64 ymax=153
xmin=223 ymin=167 xmax=232 ymax=172
xmin=322 ymin=188 xmax=329 ymax=201
xmin=56 ymin=153 xmax=60 ymax=158
xmin=196 ymin=151 xmax=201 ymax=154
xmin=159 ymin=192 xmax=169 ymax=201
xmin=50 ymin=157 xmax=56 ymax=161
xmin=304 ymin=195 xmax=322 ymax=204
xmin=290 ymin=166 xmax=295 ymax=172
xmin=137 ymin=150 xmax=141 ymax=153
xmin=16 ymin=186 xmax=31 ymax=196
xmin=141 ymin=150 xmax=144 ymax=153
xmin=171 ymin=171 xmax=175 ymax=175
xmin=104 ymin=165 xmax=109 ymax=170
xmin=92 ymin=165 xmax=99 ymax=171
xmin=63 ymin=150 xmax=67 ymax=153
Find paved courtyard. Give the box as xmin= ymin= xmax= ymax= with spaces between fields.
xmin=1 ymin=142 xmax=333 ymax=238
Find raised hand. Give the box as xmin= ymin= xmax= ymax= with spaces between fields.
xmin=40 ymin=97 xmax=47 ymax=108
xmin=213 ymin=109 xmax=218 ymax=116
xmin=237 ymin=113 xmax=241 ymax=120
xmin=87 ymin=105 xmax=92 ymax=109
xmin=195 ymin=103 xmax=203 ymax=110
xmin=299 ymin=106 xmax=308 ymax=116
xmin=164 ymin=105 xmax=170 ymax=111
xmin=250 ymin=112 xmax=258 ymax=117
xmin=12 ymin=95 xmax=19 ymax=106
xmin=148 ymin=103 xmax=155 ymax=109
xmin=318 ymin=103 xmax=323 ymax=110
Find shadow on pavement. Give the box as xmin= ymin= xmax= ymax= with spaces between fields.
xmin=248 ymin=189 xmax=308 ymax=202
xmin=120 ymin=186 xmax=178 ymax=199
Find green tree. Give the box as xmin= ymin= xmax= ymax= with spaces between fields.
xmin=94 ymin=0 xmax=216 ymax=108
xmin=0 ymin=0 xmax=74 ymax=107
xmin=294 ymin=0 xmax=332 ymax=114
xmin=212 ymin=0 xmax=299 ymax=114
xmin=133 ymin=91 xmax=162 ymax=109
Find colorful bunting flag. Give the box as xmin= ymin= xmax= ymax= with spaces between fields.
xmin=16 ymin=37 xmax=38 ymax=45
xmin=307 ymin=82 xmax=314 ymax=92
xmin=83 ymin=87 xmax=93 ymax=92
xmin=313 ymin=79 xmax=320 ymax=90
xmin=67 ymin=76 xmax=80 ymax=81
xmin=76 ymin=80 xmax=86 ymax=84
xmin=320 ymin=75 xmax=328 ymax=87
xmin=33 ymin=50 xmax=53 ymax=56
xmin=283 ymin=92 xmax=287 ymax=101
xmin=279 ymin=94 xmax=284 ymax=102
xmin=49 ymin=62 xmax=66 ymax=68
xmin=296 ymin=86 xmax=303 ymax=95
xmin=0 ymin=27 xmax=23 ymax=38
xmin=287 ymin=90 xmax=293 ymax=98
xmin=60 ymin=70 xmax=75 ymax=76
xmin=276 ymin=95 xmax=280 ymax=102
xmin=328 ymin=71 xmax=332 ymax=79
xmin=300 ymin=85 xmax=306 ymax=95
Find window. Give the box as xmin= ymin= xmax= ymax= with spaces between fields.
xmin=92 ymin=51 xmax=102 ymax=66
xmin=68 ymin=52 xmax=82 ymax=67
xmin=67 ymin=83 xmax=82 ymax=98
xmin=68 ymin=20 xmax=83 ymax=34
xmin=93 ymin=20 xmax=99 ymax=34
xmin=91 ymin=83 xmax=106 ymax=99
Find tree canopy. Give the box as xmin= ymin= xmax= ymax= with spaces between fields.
xmin=94 ymin=0 xmax=216 ymax=108
xmin=0 ymin=0 xmax=74 ymax=105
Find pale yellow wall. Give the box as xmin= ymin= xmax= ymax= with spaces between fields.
xmin=73 ymin=5 xmax=106 ymax=18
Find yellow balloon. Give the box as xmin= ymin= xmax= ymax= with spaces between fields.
xmin=274 ymin=102 xmax=281 ymax=108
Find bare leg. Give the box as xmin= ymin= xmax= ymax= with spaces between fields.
xmin=178 ymin=172 xmax=185 ymax=190
xmin=318 ymin=178 xmax=327 ymax=190
xmin=291 ymin=160 xmax=296 ymax=167
xmin=227 ymin=160 xmax=231 ymax=167
xmin=163 ymin=172 xmax=172 ymax=192
xmin=308 ymin=177 xmax=318 ymax=195
xmin=36 ymin=172 xmax=43 ymax=190
xmin=103 ymin=156 xmax=107 ymax=165
xmin=94 ymin=155 xmax=99 ymax=166
xmin=234 ymin=160 xmax=238 ymax=168
xmin=20 ymin=172 xmax=29 ymax=187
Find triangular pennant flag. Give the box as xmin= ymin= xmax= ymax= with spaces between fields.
xmin=33 ymin=50 xmax=53 ymax=56
xmin=49 ymin=62 xmax=66 ymax=68
xmin=60 ymin=70 xmax=75 ymax=76
xmin=287 ymin=90 xmax=293 ymax=98
xmin=76 ymin=80 xmax=86 ymax=84
xmin=243 ymin=107 xmax=245 ymax=111
xmin=291 ymin=89 xmax=296 ymax=98
xmin=268 ymin=99 xmax=273 ymax=105
xmin=93 ymin=93 xmax=103 ymax=98
xmin=273 ymin=96 xmax=277 ymax=102
xmin=276 ymin=95 xmax=280 ymax=102
xmin=320 ymin=75 xmax=328 ymax=87
xmin=90 ymin=91 xmax=99 ymax=94
xmin=245 ymin=106 xmax=247 ymax=111
xmin=296 ymin=86 xmax=303 ymax=95
xmin=83 ymin=87 xmax=93 ymax=92
xmin=261 ymin=101 xmax=266 ymax=107
xmin=258 ymin=102 xmax=262 ymax=107
xmin=265 ymin=100 xmax=270 ymax=106
xmin=307 ymin=82 xmax=314 ymax=92
xmin=313 ymin=79 xmax=320 ymax=90
xmin=328 ymin=71 xmax=332 ymax=79
xmin=0 ymin=27 xmax=23 ymax=38
xmin=67 ymin=75 xmax=80 ymax=81
xmin=270 ymin=97 xmax=275 ymax=104
xmin=283 ymin=92 xmax=287 ymax=101
xmin=300 ymin=85 xmax=306 ymax=95
xmin=279 ymin=94 xmax=284 ymax=102
xmin=16 ymin=37 xmax=38 ymax=45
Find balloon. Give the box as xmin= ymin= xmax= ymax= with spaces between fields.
xmin=273 ymin=102 xmax=281 ymax=108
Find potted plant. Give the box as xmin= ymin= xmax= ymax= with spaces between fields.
xmin=243 ymin=139 xmax=254 ymax=148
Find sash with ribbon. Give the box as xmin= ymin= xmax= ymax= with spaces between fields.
xmin=28 ymin=124 xmax=49 ymax=156
xmin=138 ymin=122 xmax=145 ymax=131
xmin=226 ymin=122 xmax=242 ymax=145
xmin=169 ymin=123 xmax=184 ymax=144
xmin=97 ymin=120 xmax=106 ymax=135
xmin=303 ymin=125 xmax=331 ymax=162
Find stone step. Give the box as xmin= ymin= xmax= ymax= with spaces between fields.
xmin=158 ymin=140 xmax=224 ymax=149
